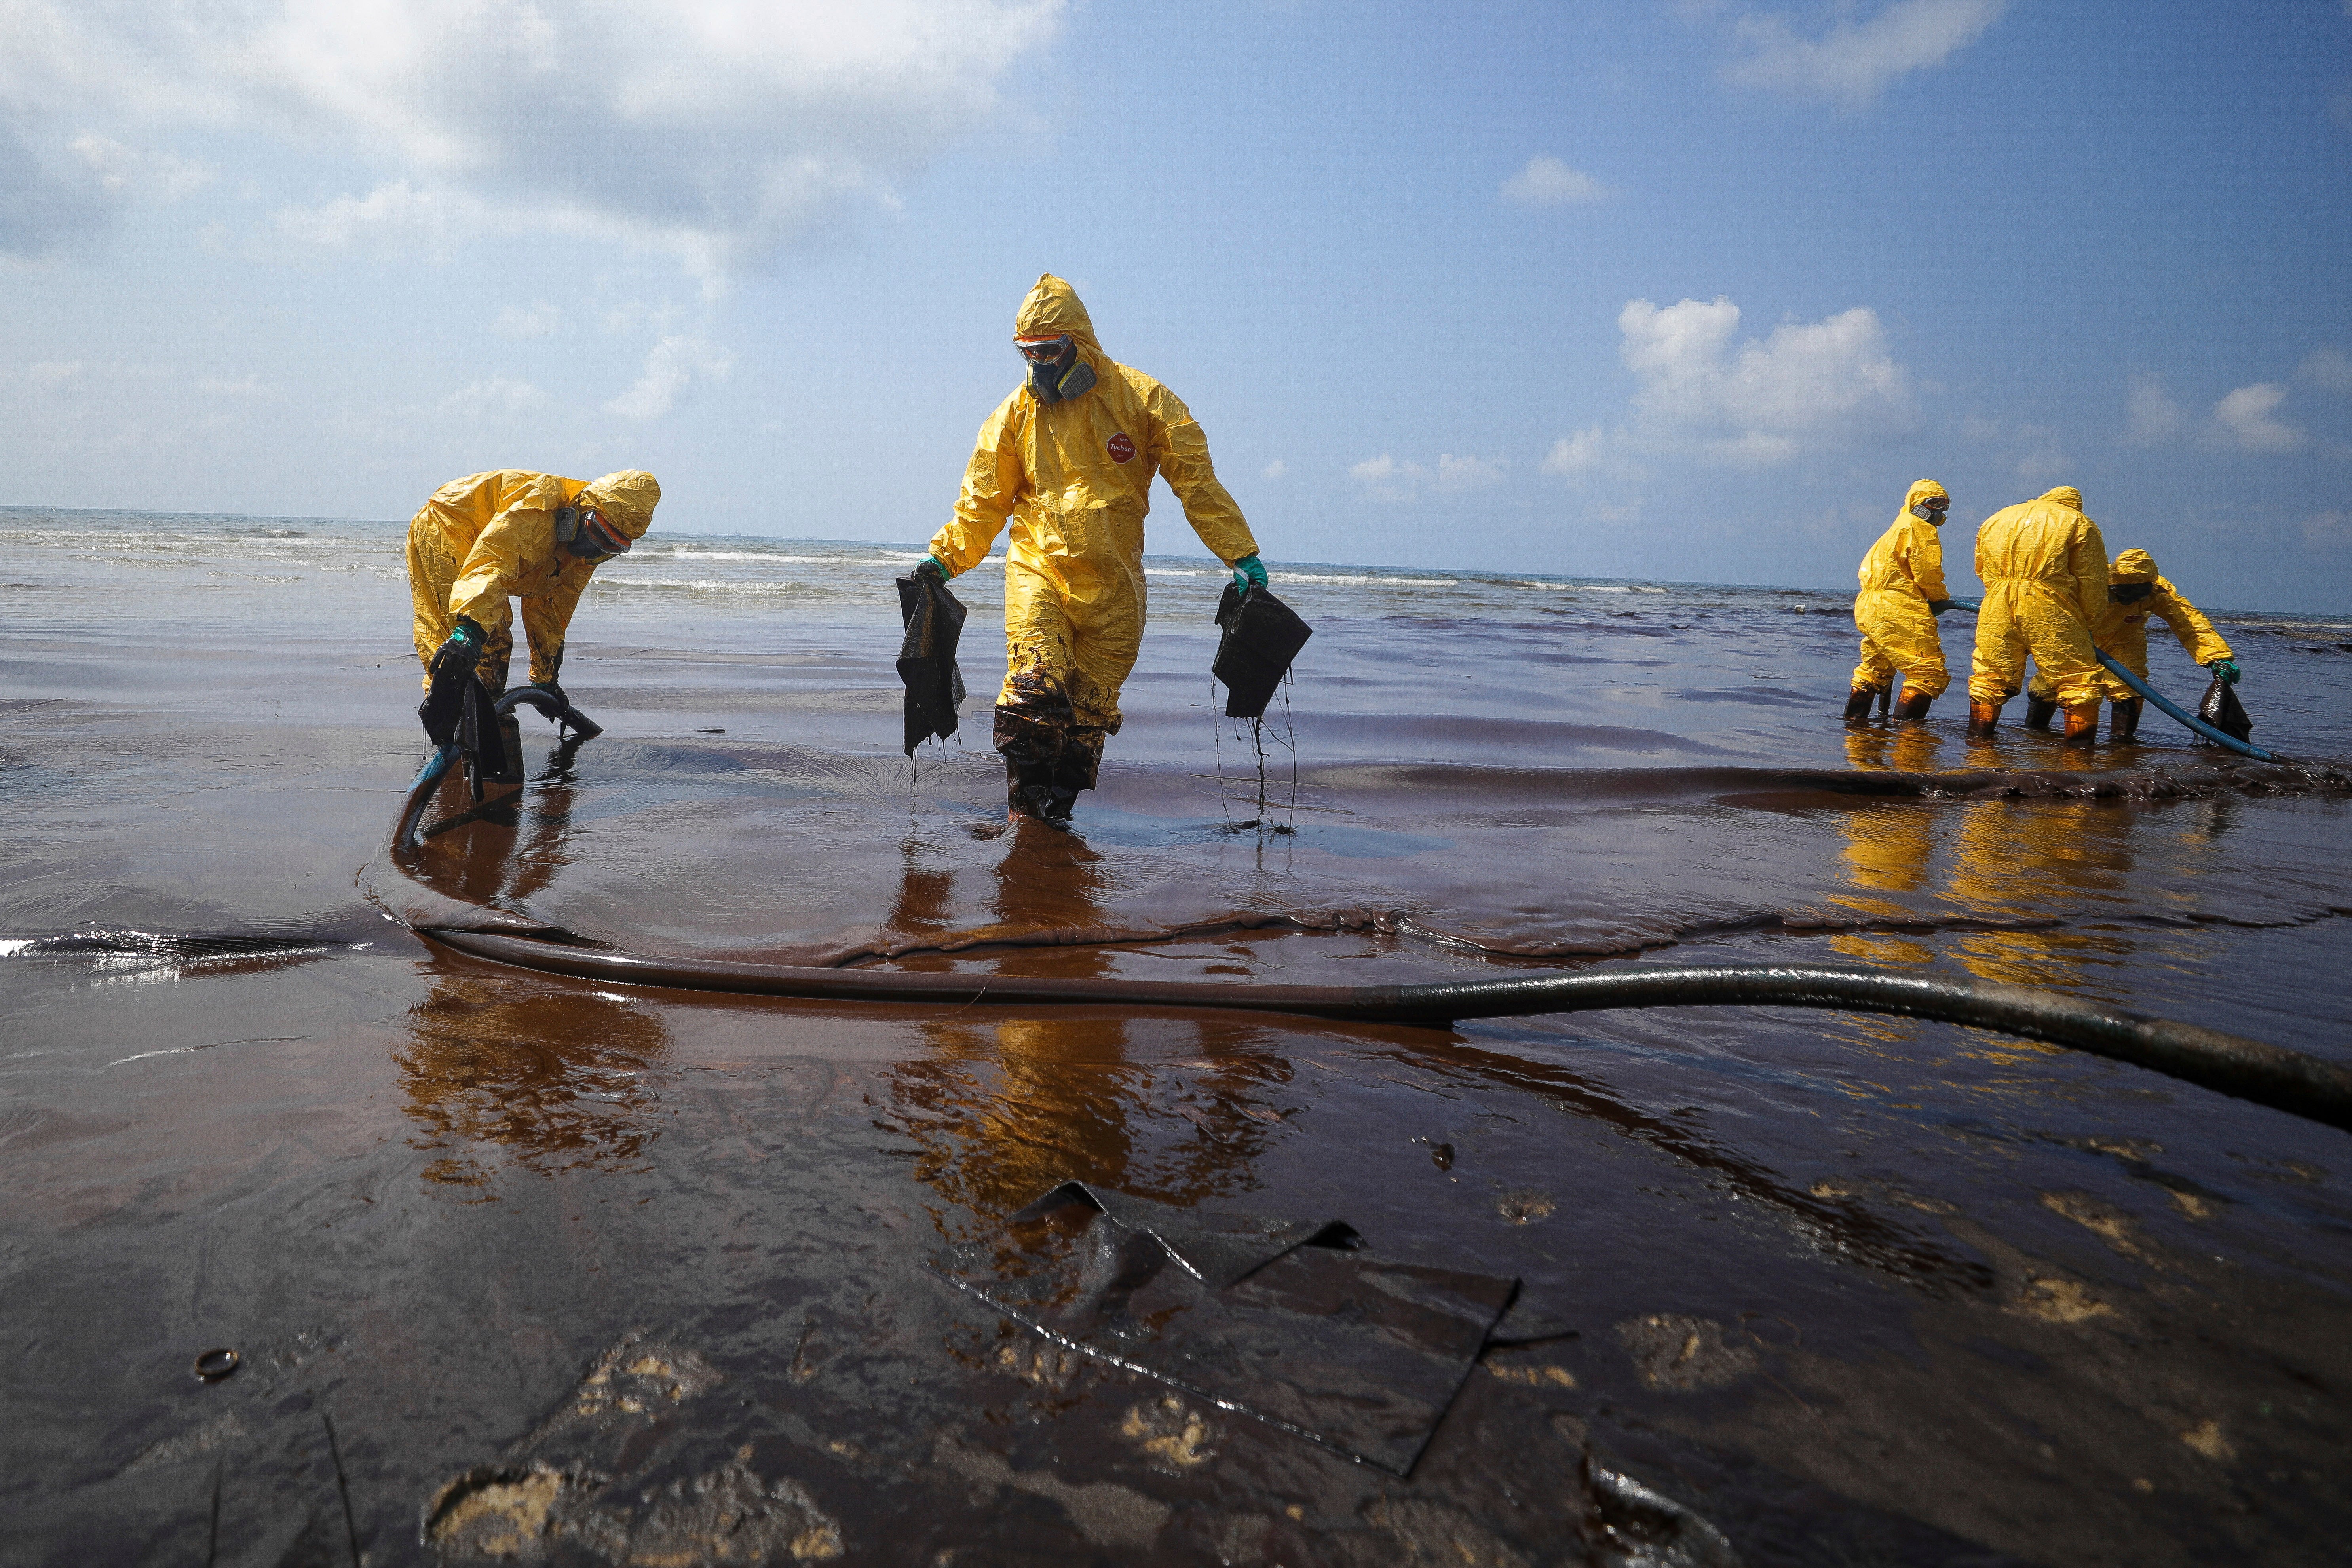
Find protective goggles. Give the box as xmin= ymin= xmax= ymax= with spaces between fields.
xmin=1015 ymin=334 xmax=1074 ymax=364
xmin=579 ymin=510 xmax=631 ymax=557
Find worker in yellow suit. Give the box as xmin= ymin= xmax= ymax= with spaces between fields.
xmin=2024 ymin=548 xmax=2237 ymax=739
xmin=1966 ymin=486 xmax=2109 ymax=744
xmin=407 ymin=469 xmax=660 ymax=698
xmin=1845 ymin=479 xmax=1955 ymax=722
xmin=921 ymin=275 xmax=1265 ymax=822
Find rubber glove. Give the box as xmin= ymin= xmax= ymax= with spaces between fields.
xmin=521 ymin=679 xmax=568 ymax=709
xmin=2207 ymin=658 xmax=2240 ymax=686
xmin=1231 ymin=553 xmax=1269 ymax=596
xmin=1928 ymin=599 xmax=1953 ymax=616
xmin=429 ymin=617 xmax=485 ymax=680
xmin=916 ymin=554 xmax=952 ymax=583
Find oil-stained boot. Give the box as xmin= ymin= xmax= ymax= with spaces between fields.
xmin=2061 ymin=701 xmax=2101 ymax=747
xmin=1894 ymin=689 xmax=1934 ymax=721
xmin=2022 ymin=694 xmax=2059 ymax=730
xmin=1843 ymin=686 xmax=1881 ymax=723
xmin=2109 ymin=697 xmax=2142 ymax=740
xmin=1966 ymin=701 xmax=2002 ymax=737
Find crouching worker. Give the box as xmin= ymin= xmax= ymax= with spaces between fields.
xmin=1845 ymin=479 xmax=1955 ymax=722
xmin=917 ymin=274 xmax=1267 ymax=824
xmin=407 ymin=469 xmax=661 ymax=704
xmin=2023 ymin=548 xmax=2237 ymax=739
xmin=1966 ymin=485 xmax=2109 ymax=745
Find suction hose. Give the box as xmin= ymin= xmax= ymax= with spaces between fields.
xmin=1944 ymin=599 xmax=2280 ymax=761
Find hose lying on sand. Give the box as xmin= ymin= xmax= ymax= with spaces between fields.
xmin=384 ymin=753 xmax=2352 ymax=1133
xmin=1943 ymin=598 xmax=2282 ymax=761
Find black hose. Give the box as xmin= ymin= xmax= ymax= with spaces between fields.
xmin=418 ymin=930 xmax=2352 ymax=1133
xmin=494 ymin=685 xmax=603 ymax=740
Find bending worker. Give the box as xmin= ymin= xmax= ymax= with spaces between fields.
xmin=408 ymin=469 xmax=661 ymax=698
xmin=916 ymin=274 xmax=1268 ymax=823
xmin=2023 ymin=548 xmax=2240 ymax=739
xmin=1845 ymin=479 xmax=1955 ymax=722
xmin=1966 ymin=485 xmax=2109 ymax=744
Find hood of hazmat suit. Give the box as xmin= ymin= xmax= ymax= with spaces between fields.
xmin=1967 ymin=486 xmax=2109 ymax=706
xmin=926 ymin=275 xmax=1260 ymax=805
xmin=1850 ymin=479 xmax=1952 ymax=698
xmin=407 ymin=468 xmax=660 ymax=691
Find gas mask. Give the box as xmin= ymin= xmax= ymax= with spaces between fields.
xmin=1910 ymin=501 xmax=1949 ymax=525
xmin=2110 ymin=582 xmax=2154 ymax=604
xmin=555 ymin=506 xmax=631 ymax=563
xmin=1017 ymin=334 xmax=1097 ymax=405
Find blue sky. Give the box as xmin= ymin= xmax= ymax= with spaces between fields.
xmin=4 ymin=0 xmax=2350 ymax=609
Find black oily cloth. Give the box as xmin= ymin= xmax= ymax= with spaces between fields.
xmin=418 ymin=666 xmax=510 ymax=781
xmin=926 ymin=1180 xmax=1518 ymax=1475
xmin=2197 ymin=675 xmax=2254 ymax=744
xmin=896 ymin=571 xmax=968 ymax=754
xmin=1212 ymin=583 xmax=1312 ymax=720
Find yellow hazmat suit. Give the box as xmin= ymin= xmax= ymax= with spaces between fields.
xmin=1851 ymin=479 xmax=1951 ymax=698
xmin=407 ymin=469 xmax=660 ymax=691
xmin=2027 ymin=549 xmax=2232 ymax=702
xmin=1967 ymin=486 xmax=2108 ymax=707
xmin=928 ymin=275 xmax=1259 ymax=798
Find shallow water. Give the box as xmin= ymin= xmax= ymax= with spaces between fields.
xmin=4 ymin=504 xmax=2350 ymax=1566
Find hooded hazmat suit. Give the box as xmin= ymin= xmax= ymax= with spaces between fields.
xmin=2027 ymin=549 xmax=2232 ymax=703
xmin=1967 ymin=486 xmax=2109 ymax=707
xmin=927 ymin=276 xmax=1260 ymax=804
xmin=407 ymin=469 xmax=660 ymax=692
xmin=1850 ymin=479 xmax=1952 ymax=699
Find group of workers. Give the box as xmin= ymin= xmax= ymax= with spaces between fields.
xmin=404 ymin=275 xmax=1267 ymax=825
xmin=1846 ymin=481 xmax=2239 ymax=744
xmin=399 ymin=273 xmax=2245 ymax=839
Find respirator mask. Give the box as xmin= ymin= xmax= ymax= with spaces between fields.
xmin=555 ymin=506 xmax=632 ymax=563
xmin=1018 ymin=334 xmax=1097 ymax=405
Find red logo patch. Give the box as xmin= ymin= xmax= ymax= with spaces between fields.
xmin=1106 ymin=432 xmax=1136 ymax=463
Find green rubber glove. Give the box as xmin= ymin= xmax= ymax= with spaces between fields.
xmin=2207 ymin=658 xmax=2240 ymax=686
xmin=917 ymin=554 xmax=952 ymax=582
xmin=1231 ymin=553 xmax=1268 ymax=595
xmin=429 ymin=617 xmax=485 ymax=679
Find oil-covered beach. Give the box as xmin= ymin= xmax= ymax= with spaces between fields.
xmin=5 ymin=508 xmax=2350 ymax=1565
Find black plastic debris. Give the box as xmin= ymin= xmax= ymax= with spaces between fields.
xmin=2196 ymin=675 xmax=2253 ymax=745
xmin=1212 ymin=583 xmax=1312 ymax=720
xmin=896 ymin=570 xmax=968 ymax=754
xmin=927 ymin=1180 xmax=1518 ymax=1476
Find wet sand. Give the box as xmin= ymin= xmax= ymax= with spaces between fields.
xmin=4 ymin=506 xmax=2351 ymax=1565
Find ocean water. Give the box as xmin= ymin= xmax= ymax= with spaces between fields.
xmin=4 ymin=503 xmax=2350 ymax=1565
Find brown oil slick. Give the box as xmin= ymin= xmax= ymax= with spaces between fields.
xmin=4 ymin=510 xmax=2352 ymax=1564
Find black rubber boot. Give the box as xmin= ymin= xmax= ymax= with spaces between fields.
xmin=2022 ymin=694 xmax=2059 ymax=730
xmin=1843 ymin=687 xmax=1881 ymax=723
xmin=2110 ymin=698 xmax=2142 ymax=740
xmin=1894 ymin=690 xmax=1934 ymax=721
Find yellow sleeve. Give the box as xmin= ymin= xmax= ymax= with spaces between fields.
xmin=929 ymin=395 xmax=1026 ymax=575
xmin=2151 ymin=582 xmax=2231 ymax=666
xmin=1906 ymin=517 xmax=1948 ymax=602
xmin=521 ymin=566 xmax=593 ymax=684
xmin=450 ymin=506 xmax=560 ymax=626
xmin=2070 ymin=520 xmax=2109 ymax=625
xmin=1142 ymin=381 xmax=1258 ymax=566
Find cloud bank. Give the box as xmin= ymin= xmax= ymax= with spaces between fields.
xmin=0 ymin=0 xmax=1066 ymax=276
xmin=1723 ymin=0 xmax=2006 ymax=108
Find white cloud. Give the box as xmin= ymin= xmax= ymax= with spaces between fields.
xmin=2298 ymin=345 xmax=2352 ymax=393
xmin=1260 ymin=458 xmax=1288 ymax=480
xmin=2303 ymin=509 xmax=2350 ymax=549
xmin=442 ymin=378 xmax=547 ymax=417
xmin=2123 ymin=372 xmax=2186 ymax=445
xmin=606 ymin=335 xmax=736 ymax=420
xmin=1723 ymin=0 xmax=2006 ymax=109
xmin=1500 ymin=155 xmax=1611 ymax=207
xmin=23 ymin=360 xmax=85 ymax=395
xmin=196 ymin=373 xmax=275 ymax=397
xmin=495 ymin=301 xmax=564 ymax=339
xmin=1347 ymin=451 xmax=1508 ymax=502
xmin=2208 ymin=383 xmax=2307 ymax=454
xmin=2011 ymin=423 xmax=2070 ymax=483
xmin=1541 ymin=427 xmax=1609 ymax=476
xmin=0 ymin=0 xmax=1068 ymax=277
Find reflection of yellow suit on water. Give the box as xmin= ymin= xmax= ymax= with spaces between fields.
xmin=1851 ymin=480 xmax=1952 ymax=699
xmin=1946 ymin=800 xmax=2136 ymax=990
xmin=927 ymin=276 xmax=1259 ymax=796
xmin=1968 ymin=486 xmax=2108 ymax=707
xmin=2028 ymin=549 xmax=2231 ymax=705
xmin=407 ymin=469 xmax=661 ymax=692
